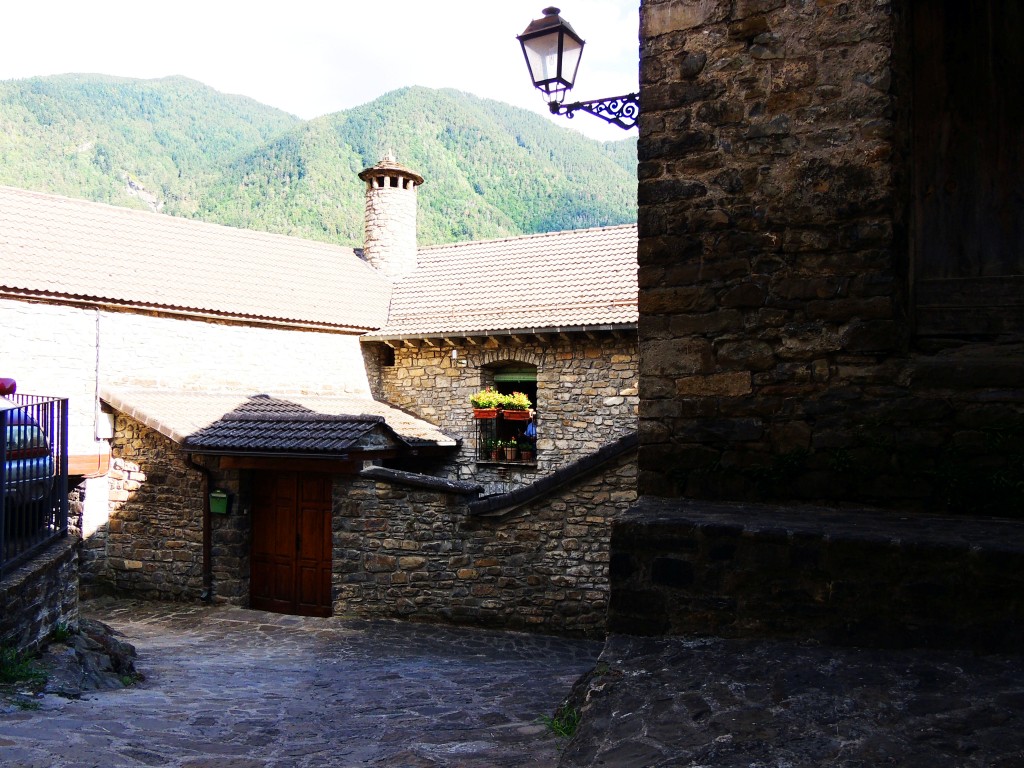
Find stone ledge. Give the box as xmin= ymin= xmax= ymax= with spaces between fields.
xmin=610 ymin=497 xmax=1024 ymax=651
xmin=618 ymin=497 xmax=1024 ymax=553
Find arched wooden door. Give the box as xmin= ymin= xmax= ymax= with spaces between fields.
xmin=250 ymin=471 xmax=333 ymax=617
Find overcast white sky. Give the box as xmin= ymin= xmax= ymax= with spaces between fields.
xmin=0 ymin=1 xmax=639 ymax=142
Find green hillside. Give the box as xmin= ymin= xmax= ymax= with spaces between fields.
xmin=0 ymin=74 xmax=300 ymax=211
xmin=0 ymin=75 xmax=636 ymax=246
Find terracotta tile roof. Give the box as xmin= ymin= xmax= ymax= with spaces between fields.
xmin=364 ymin=223 xmax=638 ymax=339
xmin=100 ymin=387 xmax=458 ymax=453
xmin=0 ymin=186 xmax=392 ymax=331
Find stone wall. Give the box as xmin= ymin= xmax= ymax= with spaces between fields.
xmin=0 ymin=537 xmax=79 ymax=654
xmin=636 ymin=0 xmax=1024 ymax=515
xmin=205 ymin=464 xmax=250 ymax=606
xmin=333 ymin=449 xmax=638 ymax=636
xmin=83 ymin=415 xmax=206 ymax=599
xmin=86 ymin=409 xmax=635 ymax=633
xmin=371 ymin=335 xmax=639 ymax=494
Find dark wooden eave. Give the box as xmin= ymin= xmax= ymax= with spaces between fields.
xmin=363 ymin=323 xmax=638 ymax=349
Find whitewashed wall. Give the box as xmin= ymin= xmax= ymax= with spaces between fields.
xmin=0 ymin=297 xmax=371 ymax=464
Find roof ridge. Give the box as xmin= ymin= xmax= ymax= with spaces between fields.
xmin=415 ymin=222 xmax=638 ymax=253
xmin=0 ymin=185 xmax=364 ymax=253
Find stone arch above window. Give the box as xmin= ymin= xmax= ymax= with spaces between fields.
xmin=472 ymin=348 xmax=545 ymax=369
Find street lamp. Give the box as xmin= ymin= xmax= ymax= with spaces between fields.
xmin=517 ymin=7 xmax=639 ymax=130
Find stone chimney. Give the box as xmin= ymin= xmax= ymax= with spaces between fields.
xmin=357 ymin=155 xmax=424 ymax=280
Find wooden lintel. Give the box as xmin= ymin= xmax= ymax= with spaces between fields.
xmin=218 ymin=456 xmax=364 ymax=474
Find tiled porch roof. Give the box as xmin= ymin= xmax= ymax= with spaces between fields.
xmin=364 ymin=223 xmax=638 ymax=340
xmin=0 ymin=186 xmax=392 ymax=331
xmin=100 ymin=387 xmax=457 ymax=455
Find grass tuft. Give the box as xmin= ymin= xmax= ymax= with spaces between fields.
xmin=539 ymin=702 xmax=582 ymax=739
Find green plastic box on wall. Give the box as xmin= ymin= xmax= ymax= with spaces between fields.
xmin=209 ymin=490 xmax=231 ymax=515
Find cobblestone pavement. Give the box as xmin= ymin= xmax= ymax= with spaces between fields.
xmin=0 ymin=599 xmax=601 ymax=767
xmin=558 ymin=634 xmax=1024 ymax=768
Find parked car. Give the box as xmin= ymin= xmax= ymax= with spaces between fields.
xmin=1 ymin=396 xmax=55 ymax=508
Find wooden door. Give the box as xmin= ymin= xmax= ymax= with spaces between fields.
xmin=911 ymin=0 xmax=1024 ymax=337
xmin=250 ymin=471 xmax=333 ymax=617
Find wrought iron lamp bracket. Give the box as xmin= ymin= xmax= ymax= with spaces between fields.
xmin=549 ymin=93 xmax=639 ymax=130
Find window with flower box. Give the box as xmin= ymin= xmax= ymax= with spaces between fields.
xmin=472 ymin=365 xmax=537 ymax=466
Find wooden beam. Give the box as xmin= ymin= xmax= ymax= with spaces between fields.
xmin=218 ymin=456 xmax=365 ymax=473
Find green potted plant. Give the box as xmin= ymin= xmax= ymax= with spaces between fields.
xmin=502 ymin=391 xmax=533 ymax=420
xmin=499 ymin=439 xmax=519 ymax=462
xmin=517 ymin=438 xmax=535 ymax=463
xmin=470 ymin=387 xmax=506 ymax=418
xmin=485 ymin=437 xmax=500 ymax=461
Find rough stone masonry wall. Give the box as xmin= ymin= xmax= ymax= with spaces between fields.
xmin=333 ymin=449 xmax=637 ymax=637
xmin=0 ymin=537 xmax=79 ymax=654
xmin=372 ymin=336 xmax=639 ymax=494
xmin=637 ymin=0 xmax=1023 ymax=515
xmin=83 ymin=415 xmax=205 ymax=599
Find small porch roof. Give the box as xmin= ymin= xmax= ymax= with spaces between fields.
xmin=100 ymin=386 xmax=457 ymax=458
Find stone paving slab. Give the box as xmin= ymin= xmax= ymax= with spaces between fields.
xmin=558 ymin=634 xmax=1024 ymax=767
xmin=0 ymin=599 xmax=601 ymax=767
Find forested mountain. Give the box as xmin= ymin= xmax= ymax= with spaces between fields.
xmin=0 ymin=75 xmax=636 ymax=246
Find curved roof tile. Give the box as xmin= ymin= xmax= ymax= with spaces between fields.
xmin=0 ymin=186 xmax=392 ymax=330
xmin=364 ymin=223 xmax=638 ymax=338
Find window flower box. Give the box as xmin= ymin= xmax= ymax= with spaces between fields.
xmin=501 ymin=391 xmax=533 ymax=420
xmin=470 ymin=388 xmax=505 ymax=417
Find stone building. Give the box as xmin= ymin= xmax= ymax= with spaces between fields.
xmin=613 ymin=0 xmax=1024 ymax=648
xmin=0 ymin=153 xmax=638 ymax=634
xmin=635 ymin=0 xmax=1021 ymax=511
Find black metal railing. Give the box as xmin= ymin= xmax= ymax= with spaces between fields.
xmin=0 ymin=394 xmax=69 ymax=578
xmin=475 ymin=414 xmax=538 ymax=465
